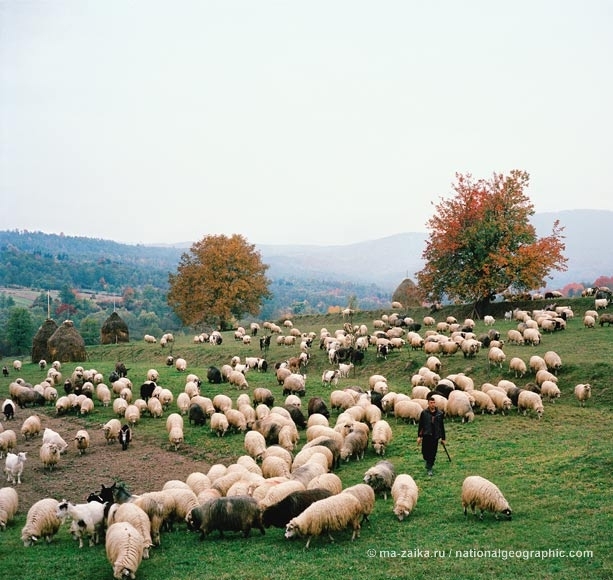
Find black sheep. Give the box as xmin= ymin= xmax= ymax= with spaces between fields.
xmin=307 ymin=396 xmax=329 ymax=419
xmin=206 ymin=366 xmax=222 ymax=384
xmin=186 ymin=496 xmax=264 ymax=539
xmin=261 ymin=489 xmax=333 ymax=528
xmin=188 ymin=403 xmax=207 ymax=426
xmin=140 ymin=381 xmax=157 ymax=402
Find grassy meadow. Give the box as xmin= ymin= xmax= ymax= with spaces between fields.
xmin=1 ymin=298 xmax=612 ymax=580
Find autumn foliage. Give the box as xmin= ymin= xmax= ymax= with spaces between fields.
xmin=416 ymin=170 xmax=567 ymax=315
xmin=167 ymin=234 xmax=270 ymax=330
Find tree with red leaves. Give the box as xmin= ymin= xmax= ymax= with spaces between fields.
xmin=416 ymin=170 xmax=568 ymax=317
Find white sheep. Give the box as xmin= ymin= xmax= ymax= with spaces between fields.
xmin=143 ymin=334 xmax=157 ymax=343
xmin=393 ymin=399 xmax=423 ymax=424
xmin=0 ymin=486 xmax=18 ymax=529
xmin=363 ymin=460 xmax=396 ymax=500
xmin=102 ymin=418 xmax=122 ymax=444
xmin=107 ymin=502 xmax=153 ymax=559
xmin=461 ymin=475 xmax=512 ymax=520
xmin=56 ymin=499 xmax=106 ymax=547
xmin=446 ymin=390 xmax=475 ymax=423
xmin=540 ymin=380 xmax=561 ymax=403
xmin=4 ymin=450 xmax=27 ymax=485
xmin=40 ymin=442 xmax=61 ymax=471
xmin=212 ymin=394 xmax=233 ymax=413
xmin=487 ymin=389 xmax=513 ymax=415
xmin=124 ymin=404 xmax=141 ymax=427
xmin=74 ymin=429 xmax=90 ymax=455
xmin=105 ymin=521 xmax=146 ymax=580
xmin=20 ymin=415 xmax=42 ymax=440
xmin=543 ymin=350 xmax=562 ymax=375
xmin=168 ymin=426 xmax=184 ymax=450
xmin=284 ymin=491 xmax=363 ymax=548
xmin=508 ymin=357 xmax=527 ymax=378
xmin=506 ymin=329 xmax=524 ymax=345
xmin=228 ymin=369 xmax=249 ymax=390
xmin=174 ymin=357 xmax=187 ymax=372
xmin=42 ymin=427 xmax=68 ymax=454
xmin=21 ymin=497 xmax=62 ymax=546
xmin=210 ymin=412 xmax=229 ymax=437
xmin=470 ymin=390 xmax=496 ymax=414
xmin=244 ymin=430 xmax=267 ymax=461
xmin=391 ymin=474 xmax=419 ymax=521
xmin=522 ymin=327 xmax=541 ymax=346
xmin=371 ymin=419 xmax=393 ymax=456
xmin=574 ymin=383 xmax=591 ymax=407
xmin=517 ymin=390 xmax=544 ymax=419
xmin=595 ymin=297 xmax=609 ymax=309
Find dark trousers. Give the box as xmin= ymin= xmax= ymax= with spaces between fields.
xmin=421 ymin=436 xmax=439 ymax=470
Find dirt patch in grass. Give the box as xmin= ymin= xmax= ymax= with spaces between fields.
xmin=6 ymin=411 xmax=216 ymax=509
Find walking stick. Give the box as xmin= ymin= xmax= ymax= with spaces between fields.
xmin=441 ymin=441 xmax=452 ymax=462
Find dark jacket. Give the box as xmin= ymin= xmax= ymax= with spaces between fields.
xmin=418 ymin=408 xmax=446 ymax=440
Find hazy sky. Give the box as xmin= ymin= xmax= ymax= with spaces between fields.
xmin=1 ymin=1 xmax=611 ymax=247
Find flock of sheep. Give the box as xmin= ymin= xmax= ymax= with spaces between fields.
xmin=0 ymin=296 xmax=606 ymax=578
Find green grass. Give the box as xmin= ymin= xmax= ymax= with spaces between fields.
xmin=2 ymin=299 xmax=612 ymax=580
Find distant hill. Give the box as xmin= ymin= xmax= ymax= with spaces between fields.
xmin=1 ymin=209 xmax=611 ymax=298
xmin=259 ymin=209 xmax=613 ymax=291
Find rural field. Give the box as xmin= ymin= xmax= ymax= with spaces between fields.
xmin=1 ymin=298 xmax=612 ymax=580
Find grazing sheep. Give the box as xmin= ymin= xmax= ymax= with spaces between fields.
xmin=174 ymin=357 xmax=187 ymax=372
xmin=391 ymin=474 xmax=419 ymax=521
xmin=244 ymin=430 xmax=267 ymax=461
xmin=105 ymin=521 xmax=146 ymax=580
xmin=363 ymin=460 xmax=396 ymax=500
xmin=168 ymin=426 xmax=184 ymax=451
xmin=508 ymin=357 xmax=527 ymax=378
xmin=210 ymin=412 xmax=229 ymax=437
xmin=340 ymin=430 xmax=369 ymax=462
xmin=107 ymin=502 xmax=153 ymax=559
xmin=517 ymin=390 xmax=544 ymax=419
xmin=284 ymin=491 xmax=363 ymax=548
xmin=543 ymin=351 xmax=562 ymax=375
xmin=39 ymin=442 xmax=61 ymax=471
xmin=21 ymin=497 xmax=62 ymax=546
xmin=371 ymin=420 xmax=393 ymax=456
xmin=486 ymin=389 xmax=513 ymax=415
xmin=574 ymin=384 xmax=591 ymax=407
xmin=539 ymin=380 xmax=561 ymax=403
xmin=253 ymin=387 xmax=275 ymax=407
xmin=443 ymin=390 xmax=473 ymax=423
xmin=0 ymin=486 xmax=18 ymax=529
xmin=461 ymin=475 xmax=512 ymax=520
xmin=341 ymin=483 xmax=376 ymax=523
xmin=262 ymin=488 xmax=333 ymax=528
xmin=186 ymin=496 xmax=265 ymax=539
xmin=393 ymin=399 xmax=423 ymax=424
xmin=282 ymin=373 xmax=306 ymax=397
xmin=56 ymin=499 xmax=106 ymax=548
xmin=74 ymin=429 xmax=90 ymax=455
xmin=4 ymin=451 xmax=27 ymax=485
xmin=20 ymin=415 xmax=43 ymax=440
xmin=470 ymin=390 xmax=496 ymax=414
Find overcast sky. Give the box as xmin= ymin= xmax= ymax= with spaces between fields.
xmin=1 ymin=1 xmax=611 ymax=247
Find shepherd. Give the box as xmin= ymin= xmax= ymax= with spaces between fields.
xmin=416 ymin=393 xmax=447 ymax=476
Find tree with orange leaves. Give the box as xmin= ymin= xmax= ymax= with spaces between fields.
xmin=167 ymin=234 xmax=270 ymax=330
xmin=416 ymin=170 xmax=567 ymax=317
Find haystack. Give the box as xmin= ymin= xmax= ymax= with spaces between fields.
xmin=31 ymin=318 xmax=59 ymax=362
xmin=47 ymin=320 xmax=87 ymax=362
xmin=392 ymin=278 xmax=422 ymax=309
xmin=100 ymin=311 xmax=130 ymax=344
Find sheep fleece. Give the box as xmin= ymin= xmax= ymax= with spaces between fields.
xmin=105 ymin=521 xmax=145 ymax=580
xmin=461 ymin=475 xmax=512 ymax=519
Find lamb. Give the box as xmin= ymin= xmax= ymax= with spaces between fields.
xmin=40 ymin=442 xmax=61 ymax=470
xmin=42 ymin=427 xmax=68 ymax=454
xmin=371 ymin=419 xmax=393 ymax=455
xmin=74 ymin=429 xmax=90 ymax=455
xmin=186 ymin=496 xmax=265 ymax=539
xmin=391 ymin=474 xmax=419 ymax=521
xmin=56 ymin=498 xmax=106 ymax=548
xmin=21 ymin=497 xmax=62 ymax=546
xmin=363 ymin=460 xmax=396 ymax=500
xmin=461 ymin=475 xmax=512 ymax=520
xmin=0 ymin=486 xmax=18 ymax=529
xmin=20 ymin=414 xmax=42 ymax=440
xmin=446 ymin=390 xmax=475 ymax=423
xmin=105 ymin=521 xmax=146 ymax=580
xmin=107 ymin=502 xmax=153 ymax=559
xmin=4 ymin=451 xmax=27 ymax=485
xmin=574 ymin=383 xmax=591 ymax=407
xmin=284 ymin=491 xmax=363 ymax=548
xmin=517 ymin=390 xmax=544 ymax=419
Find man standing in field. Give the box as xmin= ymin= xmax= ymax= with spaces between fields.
xmin=417 ymin=393 xmax=446 ymax=476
